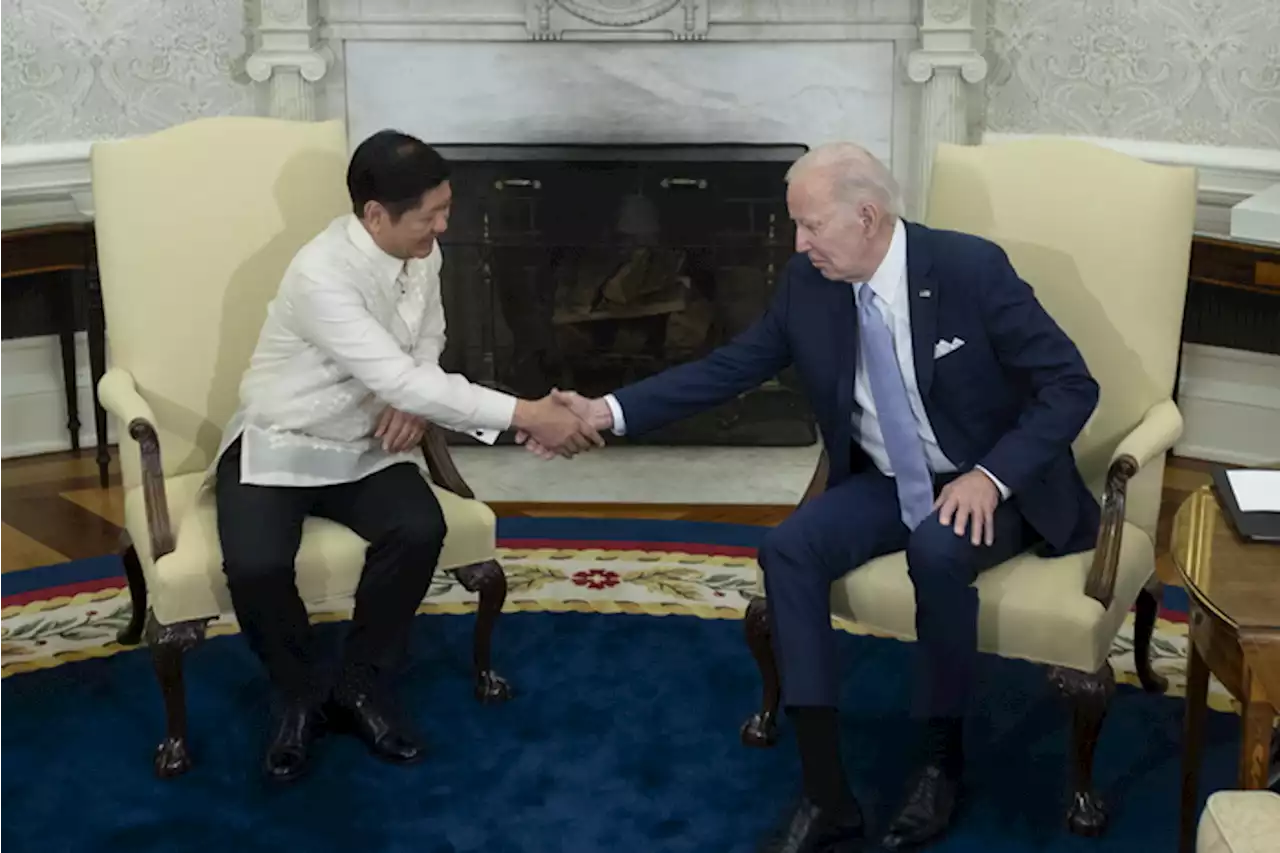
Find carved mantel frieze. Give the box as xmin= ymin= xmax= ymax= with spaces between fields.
xmin=258 ymin=0 xmax=987 ymax=215
xmin=527 ymin=1 xmax=708 ymax=40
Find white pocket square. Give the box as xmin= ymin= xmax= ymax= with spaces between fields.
xmin=934 ymin=337 xmax=965 ymax=359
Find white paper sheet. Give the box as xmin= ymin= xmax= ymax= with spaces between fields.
xmin=1226 ymin=469 xmax=1280 ymax=513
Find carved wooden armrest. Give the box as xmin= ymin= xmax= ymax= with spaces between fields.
xmin=97 ymin=368 xmax=175 ymax=561
xmin=1083 ymin=454 xmax=1138 ymax=607
xmin=1084 ymin=399 xmax=1183 ymax=608
xmin=420 ymin=423 xmax=477 ymax=499
xmin=131 ymin=418 xmax=176 ymax=561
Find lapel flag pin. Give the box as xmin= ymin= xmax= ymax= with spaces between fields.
xmin=919 ymin=289 xmax=932 ymax=298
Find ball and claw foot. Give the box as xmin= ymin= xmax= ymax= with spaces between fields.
xmin=475 ymin=670 xmax=513 ymax=703
xmin=740 ymin=710 xmax=779 ymax=748
xmin=1067 ymin=792 xmax=1108 ymax=837
xmin=154 ymin=737 xmax=192 ymax=778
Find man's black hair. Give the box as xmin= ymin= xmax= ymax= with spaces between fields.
xmin=346 ymin=130 xmax=451 ymax=221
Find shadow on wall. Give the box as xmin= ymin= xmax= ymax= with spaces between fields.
xmin=928 ymin=165 xmax=1162 ymax=490
xmin=199 ymin=148 xmax=351 ymax=468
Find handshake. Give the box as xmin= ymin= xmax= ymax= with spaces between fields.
xmin=511 ymin=389 xmax=613 ymax=459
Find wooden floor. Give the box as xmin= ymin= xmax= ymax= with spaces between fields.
xmin=1 ymin=447 xmax=1217 ymax=584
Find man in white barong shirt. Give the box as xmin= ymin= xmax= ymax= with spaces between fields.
xmin=213 ymin=130 xmax=600 ymax=782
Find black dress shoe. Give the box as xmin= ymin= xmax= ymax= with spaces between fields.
xmin=325 ymin=690 xmax=424 ymax=764
xmin=880 ymin=765 xmax=959 ymax=850
xmin=263 ymin=703 xmax=321 ymax=783
xmin=759 ymin=798 xmax=865 ymax=853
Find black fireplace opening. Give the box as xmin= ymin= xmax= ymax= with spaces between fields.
xmin=435 ymin=144 xmax=817 ymax=446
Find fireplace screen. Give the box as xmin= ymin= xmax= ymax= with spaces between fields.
xmin=436 ymin=144 xmax=817 ymax=446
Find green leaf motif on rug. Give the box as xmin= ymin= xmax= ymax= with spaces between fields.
xmin=699 ymin=573 xmax=757 ymax=596
xmin=626 ymin=568 xmax=705 ymax=601
xmin=427 ymin=574 xmax=459 ymax=598
xmin=0 ymin=601 xmax=133 ymax=653
xmin=504 ymin=564 xmax=569 ymax=595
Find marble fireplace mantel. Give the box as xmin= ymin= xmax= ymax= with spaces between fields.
xmin=248 ymin=0 xmax=988 ymax=217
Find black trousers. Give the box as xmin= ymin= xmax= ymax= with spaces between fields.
xmin=215 ymin=439 xmax=447 ymax=703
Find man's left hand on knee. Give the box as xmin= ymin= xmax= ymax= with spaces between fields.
xmin=933 ymin=471 xmax=1000 ymax=546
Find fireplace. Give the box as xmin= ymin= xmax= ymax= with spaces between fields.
xmin=245 ymin=1 xmax=989 ymax=441
xmin=436 ymin=145 xmax=817 ymax=445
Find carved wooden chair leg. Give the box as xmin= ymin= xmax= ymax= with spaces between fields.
xmin=117 ymin=533 xmax=147 ymax=646
xmin=740 ymin=596 xmax=781 ymax=747
xmin=1133 ymin=578 xmax=1169 ymax=693
xmin=1049 ymin=662 xmax=1116 ymax=837
xmin=144 ymin=612 xmax=207 ymax=779
xmin=454 ymin=559 xmax=513 ymax=703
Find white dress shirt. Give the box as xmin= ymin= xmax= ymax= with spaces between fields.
xmin=605 ymin=218 xmax=1009 ymax=498
xmin=212 ymin=214 xmax=514 ymax=488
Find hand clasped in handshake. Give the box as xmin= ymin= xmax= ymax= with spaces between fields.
xmin=512 ymin=389 xmax=612 ymax=460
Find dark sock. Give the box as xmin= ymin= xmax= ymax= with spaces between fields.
xmin=332 ymin=659 xmax=382 ymax=705
xmin=924 ymin=716 xmax=964 ymax=779
xmin=271 ymin=679 xmax=326 ymax=716
xmin=788 ymin=706 xmax=856 ymax=815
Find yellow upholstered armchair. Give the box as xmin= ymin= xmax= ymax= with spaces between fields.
xmin=739 ymin=139 xmax=1198 ymax=835
xmin=91 ymin=117 xmax=513 ymax=778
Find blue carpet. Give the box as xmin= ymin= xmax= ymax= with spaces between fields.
xmin=1 ymin=605 xmax=1237 ymax=852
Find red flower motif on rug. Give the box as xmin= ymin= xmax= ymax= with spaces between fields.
xmin=572 ymin=569 xmax=621 ymax=590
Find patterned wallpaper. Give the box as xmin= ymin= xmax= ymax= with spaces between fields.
xmin=2 ymin=0 xmax=1278 ymax=149
xmin=0 ymin=0 xmax=257 ymax=145
xmin=984 ymin=0 xmax=1280 ymax=149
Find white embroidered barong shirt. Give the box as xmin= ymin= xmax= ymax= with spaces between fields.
xmin=212 ymin=215 xmax=515 ymax=488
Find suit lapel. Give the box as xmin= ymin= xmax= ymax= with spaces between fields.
xmin=905 ymin=222 xmax=939 ymax=399
xmin=833 ymin=279 xmax=857 ymax=458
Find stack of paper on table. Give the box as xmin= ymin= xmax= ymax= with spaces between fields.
xmin=1216 ymin=468 xmax=1280 ymax=543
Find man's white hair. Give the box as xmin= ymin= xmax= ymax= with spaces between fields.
xmin=785 ymin=142 xmax=901 ymax=218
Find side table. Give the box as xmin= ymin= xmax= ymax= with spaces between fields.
xmin=0 ymin=223 xmax=110 ymax=486
xmin=1173 ymin=484 xmax=1280 ymax=853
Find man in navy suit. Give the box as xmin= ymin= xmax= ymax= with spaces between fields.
xmin=522 ymin=143 xmax=1100 ymax=851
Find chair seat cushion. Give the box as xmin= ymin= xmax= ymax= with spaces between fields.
xmin=825 ymin=521 xmax=1155 ymax=674
xmin=1197 ymin=791 xmax=1280 ymax=853
xmin=125 ymin=471 xmax=498 ymax=626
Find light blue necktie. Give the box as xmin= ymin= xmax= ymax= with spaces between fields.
xmin=857 ymin=282 xmax=935 ymax=529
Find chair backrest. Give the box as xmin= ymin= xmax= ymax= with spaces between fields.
xmin=925 ymin=139 xmax=1197 ymax=540
xmin=91 ymin=117 xmax=351 ymax=488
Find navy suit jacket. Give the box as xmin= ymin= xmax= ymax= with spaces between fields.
xmin=614 ymin=222 xmax=1102 ymax=557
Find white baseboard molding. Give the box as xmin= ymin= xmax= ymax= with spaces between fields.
xmin=981 ymin=132 xmax=1280 ymax=237
xmin=3 ymin=336 xmax=1276 ymax=475
xmin=1 ymin=333 xmax=116 ymax=458
xmin=1175 ymin=344 xmax=1280 ymax=466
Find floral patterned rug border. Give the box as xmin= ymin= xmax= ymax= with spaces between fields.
xmin=1 ymin=545 xmax=1233 ymax=713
